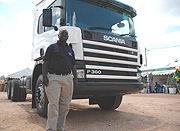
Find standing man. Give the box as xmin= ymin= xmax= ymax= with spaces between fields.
xmin=42 ymin=29 xmax=78 ymax=131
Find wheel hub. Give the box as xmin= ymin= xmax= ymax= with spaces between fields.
xmin=36 ymin=84 xmax=45 ymax=109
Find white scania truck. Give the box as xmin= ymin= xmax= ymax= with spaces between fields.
xmin=7 ymin=0 xmax=143 ymax=117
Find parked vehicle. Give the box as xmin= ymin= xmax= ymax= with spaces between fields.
xmin=8 ymin=0 xmax=143 ymax=117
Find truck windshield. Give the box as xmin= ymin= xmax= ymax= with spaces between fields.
xmin=66 ymin=0 xmax=136 ymax=37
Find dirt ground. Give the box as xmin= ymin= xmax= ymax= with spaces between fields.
xmin=0 ymin=92 xmax=180 ymax=131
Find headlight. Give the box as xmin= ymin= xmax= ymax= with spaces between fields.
xmin=77 ymin=69 xmax=85 ymax=78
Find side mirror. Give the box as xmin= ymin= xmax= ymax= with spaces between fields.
xmin=43 ymin=9 xmax=52 ymax=27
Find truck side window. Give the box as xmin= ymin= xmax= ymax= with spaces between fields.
xmin=37 ymin=14 xmax=44 ymax=34
xmin=45 ymin=0 xmax=61 ymax=32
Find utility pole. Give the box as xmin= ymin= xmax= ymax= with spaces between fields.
xmin=145 ymin=47 xmax=147 ymax=66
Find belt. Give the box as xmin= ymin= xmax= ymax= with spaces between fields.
xmin=48 ymin=72 xmax=70 ymax=76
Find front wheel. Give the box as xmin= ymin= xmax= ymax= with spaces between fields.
xmin=97 ymin=95 xmax=123 ymax=110
xmin=35 ymin=75 xmax=48 ymax=117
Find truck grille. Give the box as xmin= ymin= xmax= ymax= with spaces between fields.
xmin=83 ymin=39 xmax=140 ymax=82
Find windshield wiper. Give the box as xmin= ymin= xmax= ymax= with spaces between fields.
xmin=120 ymin=34 xmax=137 ymax=37
xmin=89 ymin=27 xmax=113 ymax=31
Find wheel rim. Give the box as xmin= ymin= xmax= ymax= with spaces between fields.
xmin=36 ymin=83 xmax=45 ymax=109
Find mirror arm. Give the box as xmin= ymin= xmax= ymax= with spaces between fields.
xmin=52 ymin=26 xmax=58 ymax=31
xmin=50 ymin=6 xmax=64 ymax=31
xmin=51 ymin=6 xmax=63 ymax=9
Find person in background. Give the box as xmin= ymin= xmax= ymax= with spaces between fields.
xmin=155 ymin=82 xmax=163 ymax=93
xmin=154 ymin=82 xmax=160 ymax=93
xmin=4 ymin=79 xmax=7 ymax=92
xmin=163 ymin=82 xmax=168 ymax=93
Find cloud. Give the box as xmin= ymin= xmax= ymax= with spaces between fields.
xmin=0 ymin=15 xmax=6 ymax=23
xmin=129 ymin=0 xmax=180 ymax=47
xmin=158 ymin=0 xmax=180 ymax=17
xmin=145 ymin=47 xmax=180 ymax=68
xmin=118 ymin=0 xmax=180 ymax=69
xmin=0 ymin=10 xmax=34 ymax=76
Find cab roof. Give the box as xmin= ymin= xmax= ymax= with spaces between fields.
xmin=103 ymin=0 xmax=137 ymax=17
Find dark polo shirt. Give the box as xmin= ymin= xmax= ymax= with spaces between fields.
xmin=44 ymin=41 xmax=76 ymax=74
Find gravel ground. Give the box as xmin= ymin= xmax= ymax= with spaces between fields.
xmin=0 ymin=92 xmax=180 ymax=131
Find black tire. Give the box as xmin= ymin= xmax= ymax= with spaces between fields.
xmin=35 ymin=75 xmax=48 ymax=117
xmin=11 ymin=79 xmax=20 ymax=102
xmin=7 ymin=80 xmax=12 ymax=99
xmin=98 ymin=95 xmax=123 ymax=110
xmin=19 ymin=88 xmax=27 ymax=101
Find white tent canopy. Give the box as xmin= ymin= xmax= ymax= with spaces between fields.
xmin=151 ymin=70 xmax=175 ymax=75
xmin=141 ymin=67 xmax=177 ymax=77
xmin=141 ymin=60 xmax=180 ymax=76
xmin=7 ymin=68 xmax=32 ymax=79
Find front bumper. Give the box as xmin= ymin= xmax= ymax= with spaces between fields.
xmin=73 ymin=81 xmax=143 ymax=96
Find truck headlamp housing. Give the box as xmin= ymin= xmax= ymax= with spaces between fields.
xmin=77 ymin=69 xmax=85 ymax=78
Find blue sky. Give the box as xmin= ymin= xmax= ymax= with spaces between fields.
xmin=0 ymin=0 xmax=34 ymax=30
xmin=165 ymin=25 xmax=180 ymax=33
xmin=0 ymin=0 xmax=34 ymax=29
xmin=0 ymin=0 xmax=33 ymax=13
xmin=0 ymin=0 xmax=180 ymax=76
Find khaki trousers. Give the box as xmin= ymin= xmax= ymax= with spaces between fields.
xmin=45 ymin=74 xmax=73 ymax=131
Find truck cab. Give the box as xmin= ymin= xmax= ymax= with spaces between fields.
xmin=31 ymin=0 xmax=143 ymax=117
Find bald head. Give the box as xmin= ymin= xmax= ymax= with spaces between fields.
xmin=59 ymin=29 xmax=68 ymax=34
xmin=58 ymin=29 xmax=69 ymax=43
